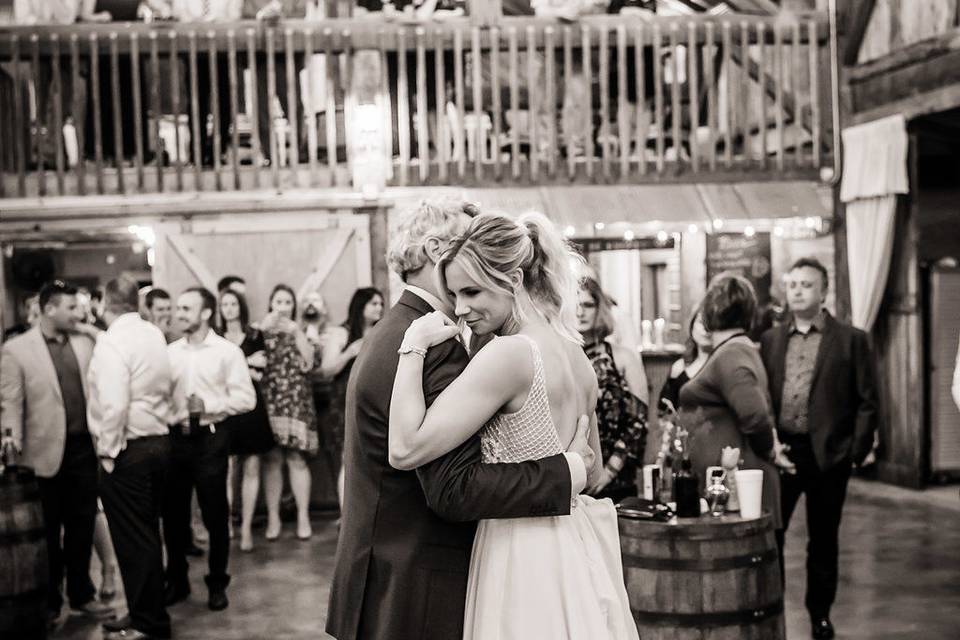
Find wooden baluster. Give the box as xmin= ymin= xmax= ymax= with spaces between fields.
xmin=149 ymin=32 xmax=162 ymax=192
xmin=808 ymin=20 xmax=821 ymax=169
xmin=324 ymin=28 xmax=339 ymax=185
xmin=435 ymin=28 xmax=448 ymax=183
xmin=792 ymin=19 xmax=803 ymax=168
xmin=304 ymin=28 xmax=317 ymax=185
xmin=285 ymin=28 xmax=300 ymax=181
xmin=669 ymin=24 xmax=681 ymax=170
xmin=653 ymin=24 xmax=664 ymax=175
xmin=227 ymin=30 xmax=240 ymax=190
xmin=31 ymin=35 xmax=45 ymax=196
xmin=490 ymin=27 xmax=502 ymax=181
xmin=721 ymin=21 xmax=732 ymax=169
xmin=454 ymin=27 xmax=466 ymax=180
xmin=705 ymin=22 xmax=716 ymax=172
xmin=10 ymin=36 xmax=26 ymax=196
xmin=687 ymin=22 xmax=699 ymax=173
xmin=266 ymin=28 xmax=280 ymax=190
xmin=634 ymin=24 xmax=646 ymax=176
xmin=563 ymin=26 xmax=574 ymax=179
xmin=188 ymin=31 xmax=201 ymax=190
xmin=471 ymin=26 xmax=483 ymax=181
xmin=616 ymin=25 xmax=628 ymax=179
xmin=91 ymin=33 xmax=105 ymax=194
xmin=582 ymin=24 xmax=593 ymax=179
xmin=527 ymin=26 xmax=539 ymax=182
xmin=246 ymin=28 xmax=262 ymax=189
xmin=508 ymin=26 xmax=519 ymax=180
xmin=774 ymin=21 xmax=784 ymax=171
xmin=209 ymin=31 xmax=223 ymax=191
xmin=130 ymin=33 xmax=144 ymax=192
xmin=51 ymin=34 xmax=65 ymax=195
xmin=740 ymin=20 xmax=750 ymax=166
xmin=379 ymin=30 xmax=393 ymax=184
xmin=757 ymin=22 xmax=767 ymax=170
xmin=598 ymin=25 xmax=609 ymax=181
xmin=109 ymin=33 xmax=125 ymax=194
xmin=545 ymin=26 xmax=557 ymax=179
xmin=340 ymin=29 xmax=352 ymax=187
xmin=416 ymin=27 xmax=429 ymax=183
xmin=396 ymin=28 xmax=409 ymax=185
xmin=169 ymin=31 xmax=184 ymax=192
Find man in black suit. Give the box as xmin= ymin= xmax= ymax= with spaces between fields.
xmin=760 ymin=257 xmax=879 ymax=640
xmin=326 ymin=200 xmax=594 ymax=640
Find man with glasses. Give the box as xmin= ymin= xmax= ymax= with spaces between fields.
xmin=1 ymin=280 xmax=116 ymax=630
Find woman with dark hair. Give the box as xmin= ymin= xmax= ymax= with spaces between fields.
xmin=217 ymin=289 xmax=274 ymax=552
xmin=576 ymin=277 xmax=649 ymax=502
xmin=260 ymin=284 xmax=317 ymax=541
xmin=658 ymin=308 xmax=712 ymax=416
xmin=319 ymin=287 xmax=385 ymax=507
xmin=678 ymin=273 xmax=789 ymax=528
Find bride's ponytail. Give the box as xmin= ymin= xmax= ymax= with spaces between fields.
xmin=518 ymin=212 xmax=584 ymax=344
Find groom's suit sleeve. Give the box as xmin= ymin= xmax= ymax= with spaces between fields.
xmin=415 ymin=339 xmax=574 ymax=523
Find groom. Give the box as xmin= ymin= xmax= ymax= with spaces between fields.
xmin=327 ymin=200 xmax=595 ymax=640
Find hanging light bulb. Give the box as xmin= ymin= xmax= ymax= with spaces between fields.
xmin=774 ymin=225 xmax=785 ymax=237
xmin=623 ymin=229 xmax=635 ymax=241
xmin=804 ymin=216 xmax=818 ymax=229
xmin=744 ymin=226 xmax=756 ymax=238
xmin=713 ymin=219 xmax=724 ymax=230
xmin=564 ymin=225 xmax=576 ymax=237
xmin=688 ymin=223 xmax=698 ymax=234
xmin=656 ymin=230 xmax=668 ymax=244
xmin=594 ymin=222 xmax=606 ymax=231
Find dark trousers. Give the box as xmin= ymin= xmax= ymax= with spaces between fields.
xmin=163 ymin=425 xmax=230 ymax=591
xmin=99 ymin=436 xmax=171 ymax=639
xmin=37 ymin=433 xmax=98 ymax=613
xmin=194 ymin=53 xmax=232 ymax=165
xmin=775 ymin=434 xmax=851 ymax=619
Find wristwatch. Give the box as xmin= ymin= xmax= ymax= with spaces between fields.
xmin=397 ymin=343 xmax=428 ymax=358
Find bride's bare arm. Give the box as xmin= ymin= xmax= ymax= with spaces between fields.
xmin=388 ymin=337 xmax=528 ymax=471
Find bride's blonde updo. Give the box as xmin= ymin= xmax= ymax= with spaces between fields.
xmin=437 ymin=211 xmax=585 ymax=344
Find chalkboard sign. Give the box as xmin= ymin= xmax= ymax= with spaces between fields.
xmin=705 ymin=233 xmax=772 ymax=305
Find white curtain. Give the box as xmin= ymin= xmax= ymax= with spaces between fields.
xmin=840 ymin=114 xmax=909 ymax=331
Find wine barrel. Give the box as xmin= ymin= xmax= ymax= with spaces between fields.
xmin=0 ymin=466 xmax=49 ymax=640
xmin=619 ymin=512 xmax=784 ymax=640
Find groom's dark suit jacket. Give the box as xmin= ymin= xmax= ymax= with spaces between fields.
xmin=326 ymin=291 xmax=573 ymax=640
xmin=760 ymin=311 xmax=879 ymax=471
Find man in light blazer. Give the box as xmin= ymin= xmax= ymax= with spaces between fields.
xmin=760 ymin=258 xmax=878 ymax=640
xmin=1 ymin=280 xmax=115 ymax=627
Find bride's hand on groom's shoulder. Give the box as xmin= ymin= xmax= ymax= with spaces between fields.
xmin=404 ymin=311 xmax=461 ymax=351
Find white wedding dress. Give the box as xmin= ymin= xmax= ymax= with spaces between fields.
xmin=463 ymin=335 xmax=639 ymax=640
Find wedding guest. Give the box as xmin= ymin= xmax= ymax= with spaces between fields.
xmin=4 ymin=292 xmax=40 ymax=340
xmin=659 ymin=309 xmax=711 ymax=416
xmin=216 ymin=288 xmax=274 ymax=552
xmin=143 ymin=287 xmax=173 ymax=340
xmin=320 ymin=287 xmax=384 ymax=506
xmin=760 ymin=257 xmax=879 ymax=640
xmin=86 ymin=275 xmax=171 ymax=640
xmin=576 ymin=277 xmax=648 ymax=502
xmin=261 ymin=284 xmax=317 ymax=540
xmin=678 ymin=273 xmax=789 ymax=531
xmin=0 ymin=280 xmax=115 ymax=630
xmin=217 ymin=274 xmax=247 ymax=296
xmin=165 ymin=287 xmax=255 ymax=611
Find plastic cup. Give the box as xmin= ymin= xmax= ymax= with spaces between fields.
xmin=734 ymin=469 xmax=764 ymax=520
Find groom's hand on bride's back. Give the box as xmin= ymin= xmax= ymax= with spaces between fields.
xmin=568 ymin=415 xmax=596 ymax=476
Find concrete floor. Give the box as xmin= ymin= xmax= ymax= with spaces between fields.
xmin=53 ymin=479 xmax=960 ymax=640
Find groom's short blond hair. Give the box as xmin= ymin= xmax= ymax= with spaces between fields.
xmin=387 ymin=198 xmax=478 ymax=282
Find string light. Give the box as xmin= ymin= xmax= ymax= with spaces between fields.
xmin=656 ymin=230 xmax=668 ymax=244
xmin=688 ymin=224 xmax=698 ymax=233
xmin=564 ymin=225 xmax=576 ymax=237
xmin=744 ymin=226 xmax=755 ymax=237
xmin=594 ymin=222 xmax=606 ymax=231
xmin=774 ymin=225 xmax=785 ymax=237
xmin=623 ymin=229 xmax=635 ymax=241
xmin=713 ymin=219 xmax=724 ymax=230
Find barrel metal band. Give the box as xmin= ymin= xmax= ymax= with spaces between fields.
xmin=633 ymin=600 xmax=784 ymax=627
xmin=622 ymin=547 xmax=778 ymax=571
xmin=0 ymin=526 xmax=46 ymax=547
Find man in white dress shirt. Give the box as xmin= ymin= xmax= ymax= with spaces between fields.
xmin=164 ymin=287 xmax=255 ymax=612
xmin=87 ymin=275 xmax=174 ymax=640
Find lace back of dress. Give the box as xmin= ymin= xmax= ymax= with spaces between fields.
xmin=480 ymin=335 xmax=564 ymax=464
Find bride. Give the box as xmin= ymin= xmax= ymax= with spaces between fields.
xmin=388 ymin=211 xmax=639 ymax=639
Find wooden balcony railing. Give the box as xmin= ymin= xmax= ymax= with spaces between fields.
xmin=0 ymin=14 xmax=835 ymax=199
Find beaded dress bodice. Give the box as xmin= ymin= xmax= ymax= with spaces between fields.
xmin=480 ymin=335 xmax=564 ymax=464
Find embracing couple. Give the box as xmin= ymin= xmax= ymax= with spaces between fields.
xmin=326 ymin=200 xmax=638 ymax=640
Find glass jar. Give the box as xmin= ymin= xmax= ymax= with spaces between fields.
xmin=706 ymin=474 xmax=731 ymax=517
